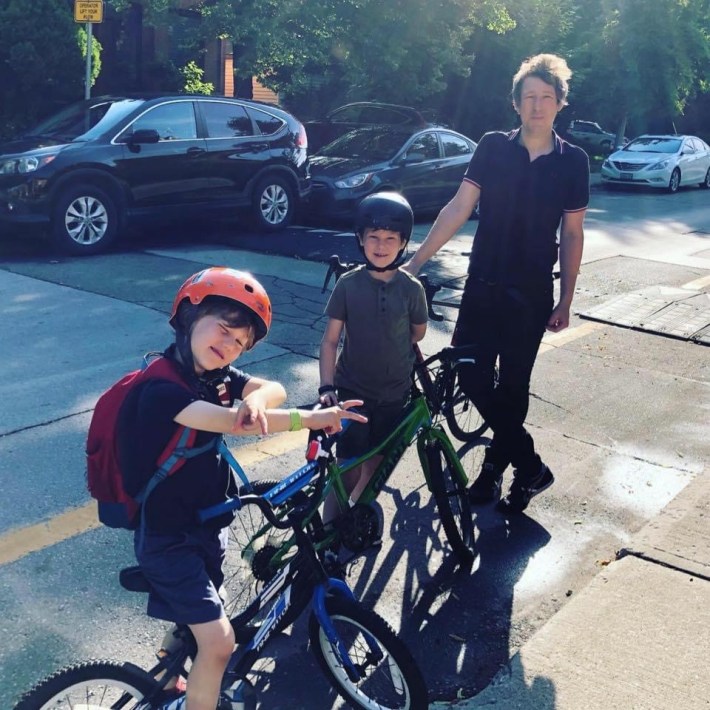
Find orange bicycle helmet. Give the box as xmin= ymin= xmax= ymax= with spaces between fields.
xmin=170 ymin=267 xmax=272 ymax=344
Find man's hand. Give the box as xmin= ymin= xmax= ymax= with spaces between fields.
xmin=546 ymin=303 xmax=570 ymax=332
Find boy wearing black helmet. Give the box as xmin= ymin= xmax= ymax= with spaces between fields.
xmin=119 ymin=267 xmax=366 ymax=710
xmin=319 ymin=192 xmax=428 ymax=521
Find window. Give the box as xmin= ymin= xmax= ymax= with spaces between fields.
xmin=406 ymin=133 xmax=440 ymax=160
xmin=359 ymin=106 xmax=409 ymax=124
xmin=201 ymin=102 xmax=252 ymax=138
xmin=441 ymin=132 xmax=473 ymax=158
xmin=247 ymin=107 xmax=284 ymax=136
xmin=130 ymin=102 xmax=197 ymax=141
xmin=330 ymin=106 xmax=362 ymax=123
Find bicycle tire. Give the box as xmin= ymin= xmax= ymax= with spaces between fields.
xmin=222 ymin=478 xmax=292 ymax=618
xmin=445 ymin=372 xmax=488 ymax=442
xmin=427 ymin=440 xmax=475 ymax=565
xmin=13 ymin=659 xmax=158 ymax=710
xmin=308 ymin=597 xmax=428 ymax=710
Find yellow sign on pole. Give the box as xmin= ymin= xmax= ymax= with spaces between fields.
xmin=74 ymin=0 xmax=103 ymax=23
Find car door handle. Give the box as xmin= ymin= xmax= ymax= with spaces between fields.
xmin=186 ymin=147 xmax=206 ymax=157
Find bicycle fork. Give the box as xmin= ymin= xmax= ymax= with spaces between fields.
xmin=311 ymin=579 xmax=384 ymax=683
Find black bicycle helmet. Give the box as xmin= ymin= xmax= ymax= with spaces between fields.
xmin=355 ymin=191 xmax=414 ymax=271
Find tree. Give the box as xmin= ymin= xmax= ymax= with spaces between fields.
xmin=0 ymin=0 xmax=88 ymax=138
xmin=568 ymin=0 xmax=710 ymax=139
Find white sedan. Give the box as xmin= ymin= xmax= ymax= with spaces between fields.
xmin=600 ymin=134 xmax=710 ymax=193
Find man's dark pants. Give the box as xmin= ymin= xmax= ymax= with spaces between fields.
xmin=454 ymin=276 xmax=553 ymax=479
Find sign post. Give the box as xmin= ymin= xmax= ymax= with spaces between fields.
xmin=74 ymin=1 xmax=104 ymax=100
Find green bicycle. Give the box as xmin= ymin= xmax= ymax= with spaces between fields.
xmin=221 ymin=343 xmax=482 ymax=618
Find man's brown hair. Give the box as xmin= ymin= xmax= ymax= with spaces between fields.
xmin=512 ymin=54 xmax=572 ymax=107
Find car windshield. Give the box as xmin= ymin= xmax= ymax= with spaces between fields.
xmin=24 ymin=99 xmax=142 ymax=142
xmin=624 ymin=137 xmax=681 ymax=154
xmin=318 ymin=129 xmax=407 ymax=161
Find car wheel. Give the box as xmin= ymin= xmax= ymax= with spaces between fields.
xmin=667 ymin=168 xmax=681 ymax=193
xmin=51 ymin=184 xmax=120 ymax=255
xmin=700 ymin=168 xmax=710 ymax=189
xmin=251 ymin=174 xmax=295 ymax=231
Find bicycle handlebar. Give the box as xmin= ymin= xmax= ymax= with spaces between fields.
xmin=322 ymin=254 xmax=358 ymax=293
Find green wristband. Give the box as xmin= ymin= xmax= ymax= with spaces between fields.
xmin=289 ymin=409 xmax=303 ymax=432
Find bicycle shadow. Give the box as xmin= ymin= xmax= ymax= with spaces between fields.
xmin=241 ymin=440 xmax=555 ymax=708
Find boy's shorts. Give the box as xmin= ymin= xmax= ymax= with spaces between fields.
xmin=335 ymin=388 xmax=409 ymax=459
xmin=135 ymin=525 xmax=228 ymax=625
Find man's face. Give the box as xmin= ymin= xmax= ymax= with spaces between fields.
xmin=514 ymin=76 xmax=562 ymax=131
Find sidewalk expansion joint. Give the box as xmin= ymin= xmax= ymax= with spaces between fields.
xmin=616 ymin=547 xmax=710 ymax=582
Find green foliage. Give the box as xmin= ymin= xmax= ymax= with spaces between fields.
xmin=181 ymin=61 xmax=214 ymax=95
xmin=0 ymin=0 xmax=87 ymax=138
xmin=77 ymin=27 xmax=103 ymax=89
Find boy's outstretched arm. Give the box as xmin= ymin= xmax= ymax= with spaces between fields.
xmin=174 ymin=399 xmax=366 ymax=436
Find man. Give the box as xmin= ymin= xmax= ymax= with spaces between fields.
xmin=405 ymin=54 xmax=588 ymax=513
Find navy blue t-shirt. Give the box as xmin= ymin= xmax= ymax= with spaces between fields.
xmin=464 ymin=129 xmax=589 ymax=285
xmin=117 ymin=353 xmax=249 ymax=533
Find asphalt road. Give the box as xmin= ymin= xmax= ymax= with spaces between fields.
xmin=0 ymin=184 xmax=708 ymax=708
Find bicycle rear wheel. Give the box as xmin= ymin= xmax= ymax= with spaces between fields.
xmin=13 ymin=660 xmax=158 ymax=709
xmin=309 ymin=598 xmax=428 ymax=710
xmin=427 ymin=440 xmax=475 ymax=565
xmin=445 ymin=372 xmax=488 ymax=442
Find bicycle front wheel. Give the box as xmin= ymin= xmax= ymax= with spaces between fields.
xmin=13 ymin=660 xmax=158 ymax=710
xmin=427 ymin=440 xmax=475 ymax=565
xmin=309 ymin=598 xmax=428 ymax=710
xmin=445 ymin=374 xmax=488 ymax=442
xmin=223 ymin=478 xmax=294 ymax=618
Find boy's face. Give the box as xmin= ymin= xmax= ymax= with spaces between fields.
xmin=359 ymin=227 xmax=405 ymax=268
xmin=514 ymin=76 xmax=562 ymax=131
xmin=190 ymin=314 xmax=251 ymax=374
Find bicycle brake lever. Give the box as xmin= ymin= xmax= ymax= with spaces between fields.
xmin=322 ymin=264 xmax=334 ymax=293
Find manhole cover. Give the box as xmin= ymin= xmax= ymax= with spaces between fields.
xmin=578 ymin=286 xmax=710 ymax=345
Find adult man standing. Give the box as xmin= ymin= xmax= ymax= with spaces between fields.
xmin=405 ymin=54 xmax=589 ymax=513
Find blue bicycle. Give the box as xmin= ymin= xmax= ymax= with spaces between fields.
xmin=14 ymin=432 xmax=427 ymax=710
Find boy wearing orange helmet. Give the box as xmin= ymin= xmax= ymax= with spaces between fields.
xmin=119 ymin=267 xmax=366 ymax=710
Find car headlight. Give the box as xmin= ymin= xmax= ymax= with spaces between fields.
xmin=602 ymin=159 xmax=611 ymax=169
xmin=334 ymin=173 xmax=373 ymax=189
xmin=0 ymin=154 xmax=57 ymax=175
xmin=648 ymin=159 xmax=670 ymax=171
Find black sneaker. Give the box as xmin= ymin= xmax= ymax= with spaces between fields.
xmin=497 ymin=464 xmax=554 ymax=514
xmin=468 ymin=462 xmax=504 ymax=503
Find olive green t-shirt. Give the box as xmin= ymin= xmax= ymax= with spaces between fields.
xmin=325 ymin=266 xmax=428 ymax=402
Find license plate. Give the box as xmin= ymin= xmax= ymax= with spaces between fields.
xmin=620 ymin=171 xmax=633 ymax=180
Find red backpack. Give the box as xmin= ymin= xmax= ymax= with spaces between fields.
xmin=86 ymin=354 xmax=218 ymax=529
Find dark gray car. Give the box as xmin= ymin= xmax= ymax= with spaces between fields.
xmin=307 ymin=125 xmax=476 ymax=221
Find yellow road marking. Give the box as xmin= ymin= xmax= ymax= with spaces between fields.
xmin=0 ymin=430 xmax=309 ymax=567
xmin=539 ymin=320 xmax=606 ymax=354
xmin=682 ymin=274 xmax=710 ymax=291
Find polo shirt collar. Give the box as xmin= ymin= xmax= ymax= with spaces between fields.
xmin=509 ymin=127 xmax=565 ymax=154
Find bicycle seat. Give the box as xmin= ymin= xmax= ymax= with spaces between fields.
xmin=119 ymin=565 xmax=151 ymax=593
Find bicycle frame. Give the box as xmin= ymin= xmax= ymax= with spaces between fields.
xmin=146 ymin=499 xmax=383 ymax=707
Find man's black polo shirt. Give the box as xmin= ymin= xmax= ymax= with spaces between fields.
xmin=464 ymin=128 xmax=589 ymax=286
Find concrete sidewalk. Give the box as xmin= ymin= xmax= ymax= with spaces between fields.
xmin=433 ymin=470 xmax=710 ymax=709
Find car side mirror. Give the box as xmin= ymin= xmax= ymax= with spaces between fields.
xmin=128 ymin=129 xmax=160 ymax=145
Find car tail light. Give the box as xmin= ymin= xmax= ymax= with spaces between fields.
xmin=295 ymin=122 xmax=308 ymax=149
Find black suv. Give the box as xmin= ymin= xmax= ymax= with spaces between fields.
xmin=0 ymin=95 xmax=310 ymax=254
